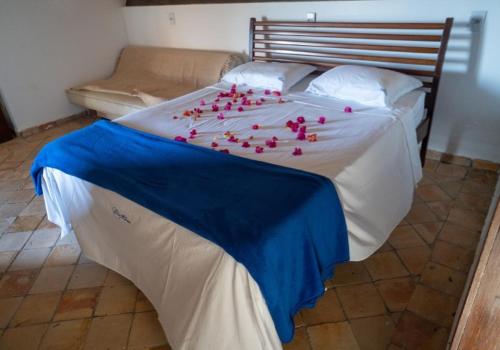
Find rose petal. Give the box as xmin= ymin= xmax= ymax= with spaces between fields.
xmin=296 ymin=116 xmax=305 ymax=124
xmin=174 ymin=136 xmax=187 ymax=143
xmin=255 ymin=146 xmax=264 ymax=154
xmin=242 ymin=141 xmax=250 ymax=148
xmin=265 ymin=140 xmax=277 ymax=148
xmin=264 ymin=89 xmax=271 ymax=95
xmin=219 ymin=149 xmax=230 ymax=154
xmin=217 ymin=113 xmax=225 ymax=120
xmin=238 ymin=106 xmax=244 ymax=112
xmin=344 ymin=106 xmax=353 ymax=113
xmin=318 ymin=116 xmax=326 ymax=124
xmin=211 ymin=142 xmax=218 ymax=148
xmin=292 ymin=147 xmax=302 ymax=156
xmin=297 ymin=132 xmax=306 ymax=141
xmin=252 ymin=124 xmax=260 ymax=130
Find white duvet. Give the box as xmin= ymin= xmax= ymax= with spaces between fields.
xmin=41 ymin=81 xmax=424 ymax=350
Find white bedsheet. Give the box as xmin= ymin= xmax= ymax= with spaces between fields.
xmin=41 ymin=82 xmax=424 ymax=350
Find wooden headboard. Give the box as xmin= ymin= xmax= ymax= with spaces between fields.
xmin=249 ymin=17 xmax=453 ymax=165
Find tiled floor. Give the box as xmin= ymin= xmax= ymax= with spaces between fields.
xmin=0 ymin=116 xmax=498 ymax=350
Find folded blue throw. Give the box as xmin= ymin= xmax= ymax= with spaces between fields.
xmin=31 ymin=120 xmax=349 ymax=342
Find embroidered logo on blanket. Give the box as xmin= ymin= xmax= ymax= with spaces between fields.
xmin=112 ymin=207 xmax=131 ymax=224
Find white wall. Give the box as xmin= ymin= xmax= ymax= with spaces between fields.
xmin=122 ymin=0 xmax=500 ymax=162
xmin=0 ymin=0 xmax=129 ymax=132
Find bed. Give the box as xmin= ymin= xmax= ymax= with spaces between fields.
xmin=37 ymin=18 xmax=452 ymax=350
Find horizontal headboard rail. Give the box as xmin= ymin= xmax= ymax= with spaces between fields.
xmin=248 ymin=17 xmax=454 ymax=166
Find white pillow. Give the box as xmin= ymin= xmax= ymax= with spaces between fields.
xmin=222 ymin=62 xmax=316 ymax=92
xmin=306 ymin=65 xmax=423 ymax=107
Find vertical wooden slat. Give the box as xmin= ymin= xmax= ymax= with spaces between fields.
xmin=419 ymin=17 xmax=453 ymax=165
xmin=249 ymin=17 xmax=256 ymax=62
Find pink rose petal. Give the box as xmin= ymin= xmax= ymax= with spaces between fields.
xmin=292 ymin=147 xmax=303 ymax=156
xmin=318 ymin=116 xmax=326 ymax=124
xmin=174 ymin=136 xmax=187 ymax=143
xmin=296 ymin=116 xmax=305 ymax=124
xmin=252 ymin=124 xmax=260 ymax=130
xmin=237 ymin=106 xmax=244 ymax=112
xmin=344 ymin=106 xmax=353 ymax=113
xmin=272 ymin=90 xmax=281 ymax=96
xmin=265 ymin=140 xmax=277 ymax=148
xmin=200 ymin=99 xmax=206 ymax=106
xmin=211 ymin=142 xmax=218 ymax=148
xmin=297 ymin=132 xmax=306 ymax=141
xmin=217 ymin=112 xmax=225 ymax=120
xmin=242 ymin=141 xmax=250 ymax=148
xmin=299 ymin=125 xmax=307 ymax=133
xmin=264 ymin=89 xmax=271 ymax=95
xmin=219 ymin=149 xmax=230 ymax=154
xmin=255 ymin=146 xmax=264 ymax=153
xmin=212 ymin=104 xmax=219 ymax=112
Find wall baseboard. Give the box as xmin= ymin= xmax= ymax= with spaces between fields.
xmin=18 ymin=110 xmax=97 ymax=138
xmin=426 ymin=149 xmax=499 ymax=172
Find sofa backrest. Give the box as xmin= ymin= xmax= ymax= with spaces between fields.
xmin=114 ymin=46 xmax=245 ymax=89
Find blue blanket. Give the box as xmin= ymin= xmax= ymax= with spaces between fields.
xmin=31 ymin=120 xmax=349 ymax=342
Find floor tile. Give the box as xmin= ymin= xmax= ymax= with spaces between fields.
xmin=45 ymin=244 xmax=81 ymax=267
xmin=0 ymin=296 xmax=23 ymax=328
xmin=307 ymin=322 xmax=360 ymax=350
xmin=435 ymin=163 xmax=467 ymax=179
xmin=104 ymin=269 xmax=132 ymax=286
xmin=447 ymin=208 xmax=485 ymax=232
xmin=300 ymin=289 xmax=345 ymax=326
xmin=0 ymin=269 xmax=38 ymax=297
xmin=39 ymin=319 xmax=91 ymax=350
xmin=431 ymin=240 xmax=473 ymax=272
xmin=9 ymin=247 xmax=51 ymax=271
xmin=18 ymin=197 xmax=46 ymax=217
xmin=420 ymin=262 xmax=466 ymax=297
xmin=388 ymin=226 xmax=426 ymax=249
xmin=396 ymin=245 xmax=431 ymax=275
xmin=0 ymin=251 xmax=17 ymax=273
xmin=0 ymin=203 xmax=27 ymax=219
xmin=350 ymin=315 xmax=395 ymax=350
xmin=24 ymin=227 xmax=60 ymax=249
xmin=407 ymin=284 xmax=459 ymax=327
xmin=284 ymin=327 xmax=311 ymax=350
xmin=83 ymin=314 xmax=133 ymax=350
xmin=1 ymin=190 xmax=35 ymax=205
xmin=363 ymin=252 xmax=409 ymax=280
xmin=95 ymin=284 xmax=137 ymax=316
xmin=405 ymin=204 xmax=439 ymax=224
xmin=392 ymin=311 xmax=449 ymax=350
xmin=135 ymin=290 xmax=155 ymax=313
xmin=53 ymin=287 xmax=101 ymax=321
xmin=6 ymin=215 xmax=43 ymax=233
xmin=416 ymin=184 xmax=452 ymax=202
xmin=438 ymin=222 xmax=480 ymax=249
xmin=336 ymin=283 xmax=386 ymax=319
xmin=128 ymin=311 xmax=168 ymax=350
xmin=412 ymin=222 xmax=443 ymax=245
xmin=30 ymin=265 xmax=74 ymax=294
xmin=67 ymin=263 xmax=107 ymax=289
xmin=375 ymin=277 xmax=416 ymax=312
xmin=326 ymin=261 xmax=371 ymax=288
xmin=0 ymin=323 xmax=48 ymax=350
xmin=0 ymin=232 xmax=31 ymax=252
xmin=10 ymin=292 xmax=61 ymax=327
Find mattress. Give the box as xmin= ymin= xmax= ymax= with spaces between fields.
xmin=41 ymin=80 xmax=424 ymax=350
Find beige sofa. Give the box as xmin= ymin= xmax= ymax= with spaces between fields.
xmin=67 ymin=46 xmax=245 ymax=119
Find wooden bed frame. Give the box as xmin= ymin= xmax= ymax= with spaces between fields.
xmin=248 ymin=17 xmax=454 ymax=166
